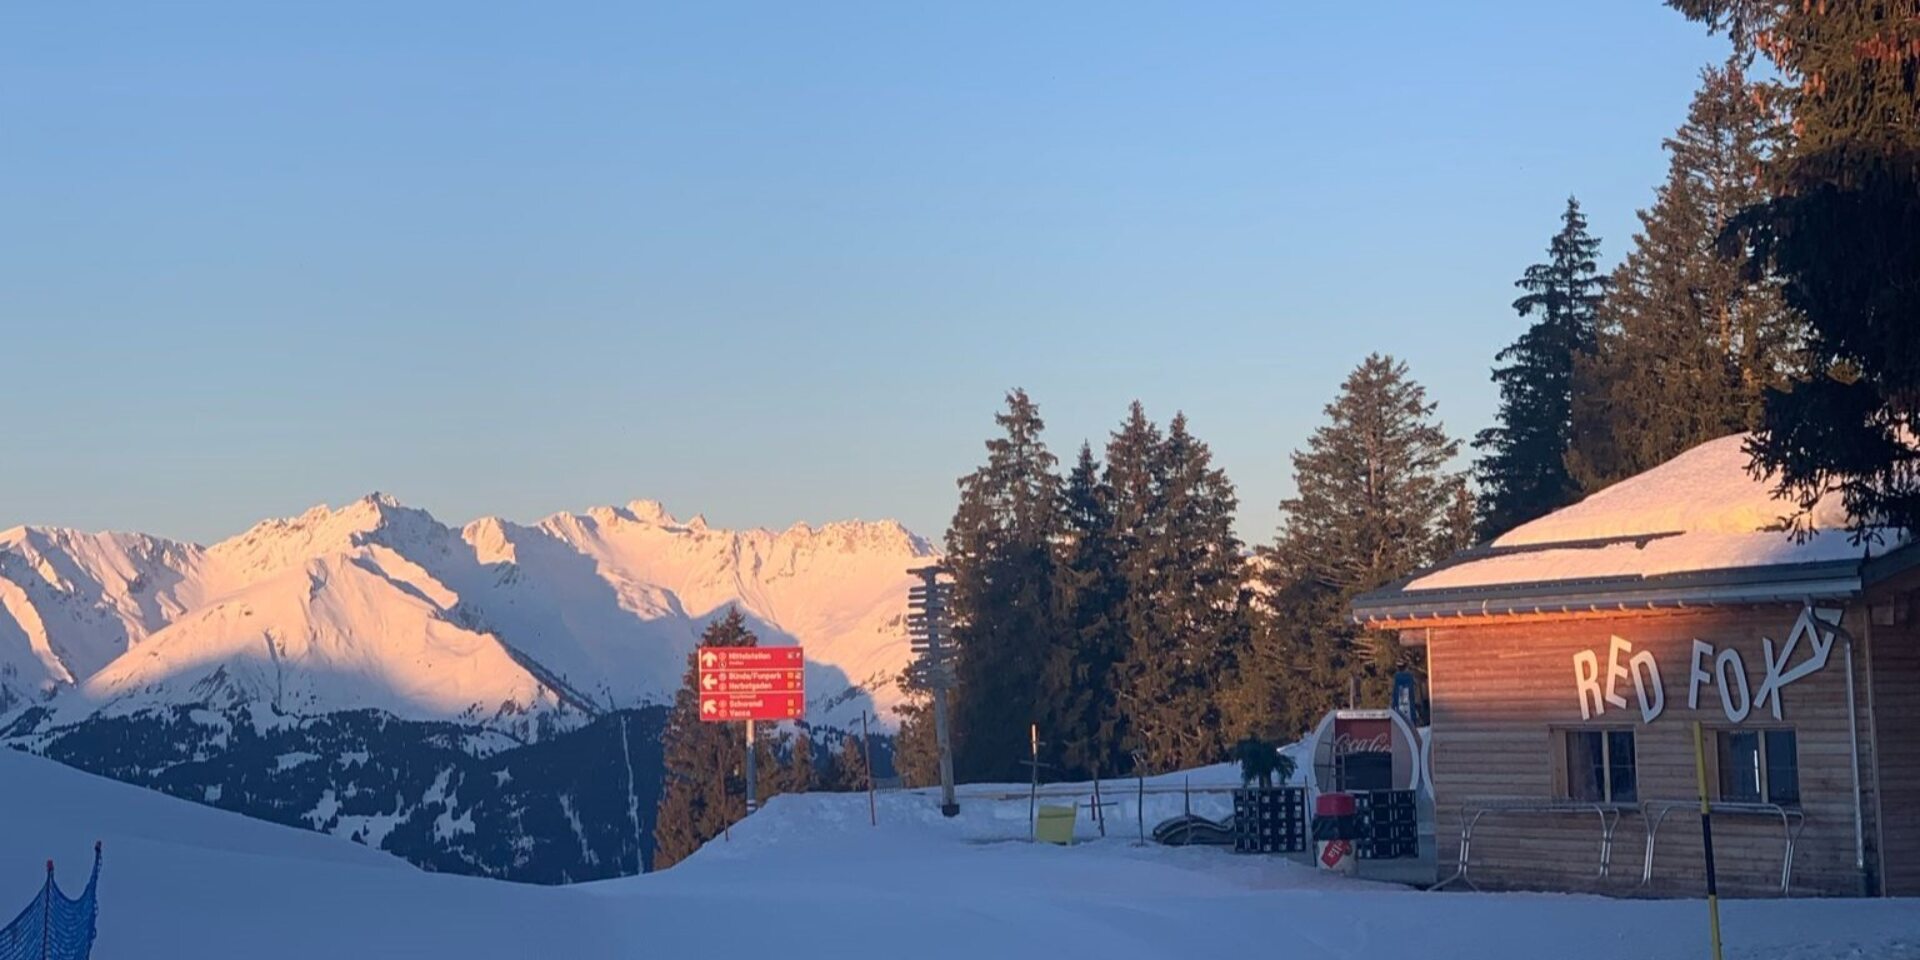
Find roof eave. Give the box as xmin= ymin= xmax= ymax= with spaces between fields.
xmin=1352 ymin=562 xmax=1869 ymax=627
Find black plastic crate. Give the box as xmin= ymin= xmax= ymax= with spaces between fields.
xmin=1231 ymin=787 xmax=1306 ymax=854
xmin=1350 ymin=789 xmax=1419 ymax=860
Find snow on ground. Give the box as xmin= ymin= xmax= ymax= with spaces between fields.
xmin=4 ymin=748 xmax=1917 ymax=960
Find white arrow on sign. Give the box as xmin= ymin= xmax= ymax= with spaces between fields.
xmin=702 ymin=699 xmax=718 ymax=715
xmin=700 ymin=651 xmax=719 ymax=667
xmin=701 ymin=674 xmax=718 ymax=690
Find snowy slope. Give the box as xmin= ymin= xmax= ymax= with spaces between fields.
xmin=5 ymin=746 xmax=1915 ymax=960
xmin=0 ymin=495 xmax=934 ymax=732
xmin=0 ymin=526 xmax=208 ymax=711
xmin=0 ymin=744 xmax=633 ymax=958
xmin=78 ymin=550 xmax=569 ymax=729
xmin=1411 ymin=434 xmax=1912 ymax=591
xmin=460 ymin=501 xmax=928 ymax=720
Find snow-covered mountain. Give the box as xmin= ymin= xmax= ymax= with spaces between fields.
xmin=2 ymin=494 xmax=934 ymax=731
xmin=0 ymin=526 xmax=208 ymax=712
xmin=0 ymin=495 xmax=933 ymax=881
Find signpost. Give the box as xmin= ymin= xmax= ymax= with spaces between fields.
xmin=907 ymin=565 xmax=959 ymax=817
xmin=697 ymin=645 xmax=805 ymax=814
xmin=698 ymin=647 xmax=805 ymax=722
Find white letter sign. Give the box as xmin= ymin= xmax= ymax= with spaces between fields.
xmin=1573 ymin=611 xmax=1837 ymax=725
xmin=1630 ymin=649 xmax=1664 ymax=722
xmin=1604 ymin=636 xmax=1632 ymax=710
xmin=1573 ymin=650 xmax=1602 ymax=721
xmin=1754 ymin=607 xmax=1836 ymax=720
xmin=1688 ymin=640 xmax=1714 ymax=711
xmin=1715 ymin=647 xmax=1752 ymax=723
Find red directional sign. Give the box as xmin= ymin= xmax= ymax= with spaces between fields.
xmin=697 ymin=646 xmax=805 ymax=722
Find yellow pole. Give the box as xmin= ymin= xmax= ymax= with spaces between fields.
xmin=1692 ymin=722 xmax=1724 ymax=960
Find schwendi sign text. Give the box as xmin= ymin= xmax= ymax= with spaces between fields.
xmin=1572 ymin=607 xmax=1838 ymax=724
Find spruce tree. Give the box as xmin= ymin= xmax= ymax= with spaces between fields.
xmin=944 ymin=389 xmax=1062 ymax=781
xmin=771 ymin=727 xmax=815 ymax=794
xmin=652 ymin=609 xmax=758 ymax=870
xmin=1144 ymin=413 xmax=1246 ymax=769
xmin=1261 ymin=355 xmax=1463 ymax=733
xmin=1473 ymin=198 xmax=1607 ymax=538
xmin=1671 ymin=0 xmax=1920 ymax=538
xmin=1440 ymin=478 xmax=1480 ymax=555
xmin=1107 ymin=406 xmax=1246 ymax=773
xmin=832 ymin=729 xmax=871 ymax=792
xmin=1569 ymin=59 xmax=1800 ymax=492
xmin=1039 ymin=443 xmax=1129 ymax=779
xmin=889 ymin=680 xmax=941 ymax=787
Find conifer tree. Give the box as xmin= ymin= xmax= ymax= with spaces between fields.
xmin=1670 ymin=0 xmax=1920 ymax=538
xmin=1474 ymin=198 xmax=1607 ymax=538
xmin=1039 ymin=444 xmax=1129 ymax=779
xmin=832 ymin=729 xmax=871 ymax=792
xmin=890 ymin=681 xmax=941 ymax=787
xmin=652 ymin=609 xmax=758 ymax=870
xmin=1440 ymin=479 xmax=1480 ymax=555
xmin=1144 ymin=414 xmax=1246 ymax=768
xmin=1107 ymin=406 xmax=1246 ymax=773
xmin=1260 ymin=356 xmax=1463 ymax=733
xmin=944 ymin=388 xmax=1062 ymax=781
xmin=1569 ymin=59 xmax=1800 ymax=491
xmin=773 ymin=727 xmax=815 ymax=794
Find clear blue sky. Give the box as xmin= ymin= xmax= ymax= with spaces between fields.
xmin=1 ymin=2 xmax=1728 ymax=545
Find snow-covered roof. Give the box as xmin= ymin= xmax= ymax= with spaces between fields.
xmin=1492 ymin=434 xmax=1852 ymax=547
xmin=1354 ymin=435 xmax=1914 ymax=623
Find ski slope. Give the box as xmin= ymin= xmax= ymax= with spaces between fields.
xmin=3 ymin=748 xmax=1916 ymax=959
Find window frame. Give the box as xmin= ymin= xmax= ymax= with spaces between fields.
xmin=1714 ymin=727 xmax=1800 ymax=808
xmin=1553 ymin=727 xmax=1639 ymax=805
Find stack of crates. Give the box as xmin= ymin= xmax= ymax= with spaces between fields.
xmin=1353 ymin=790 xmax=1418 ymax=860
xmin=1231 ymin=787 xmax=1306 ymax=854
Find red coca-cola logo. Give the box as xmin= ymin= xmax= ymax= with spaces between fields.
xmin=1333 ymin=732 xmax=1391 ymax=756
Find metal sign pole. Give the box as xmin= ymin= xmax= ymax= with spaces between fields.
xmin=862 ymin=710 xmax=878 ymax=826
xmin=1028 ymin=724 xmax=1039 ymax=841
xmin=745 ymin=719 xmax=758 ymax=815
xmin=1692 ymin=721 xmax=1724 ymax=960
xmin=933 ymin=682 xmax=957 ymax=815
xmin=909 ymin=564 xmax=960 ymax=817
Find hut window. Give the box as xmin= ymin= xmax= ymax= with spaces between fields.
xmin=1717 ymin=729 xmax=1800 ymax=806
xmin=1563 ymin=729 xmax=1637 ymax=803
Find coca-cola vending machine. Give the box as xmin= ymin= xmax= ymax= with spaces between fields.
xmin=1332 ymin=715 xmax=1394 ymax=792
xmin=1309 ymin=709 xmax=1416 ymax=794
